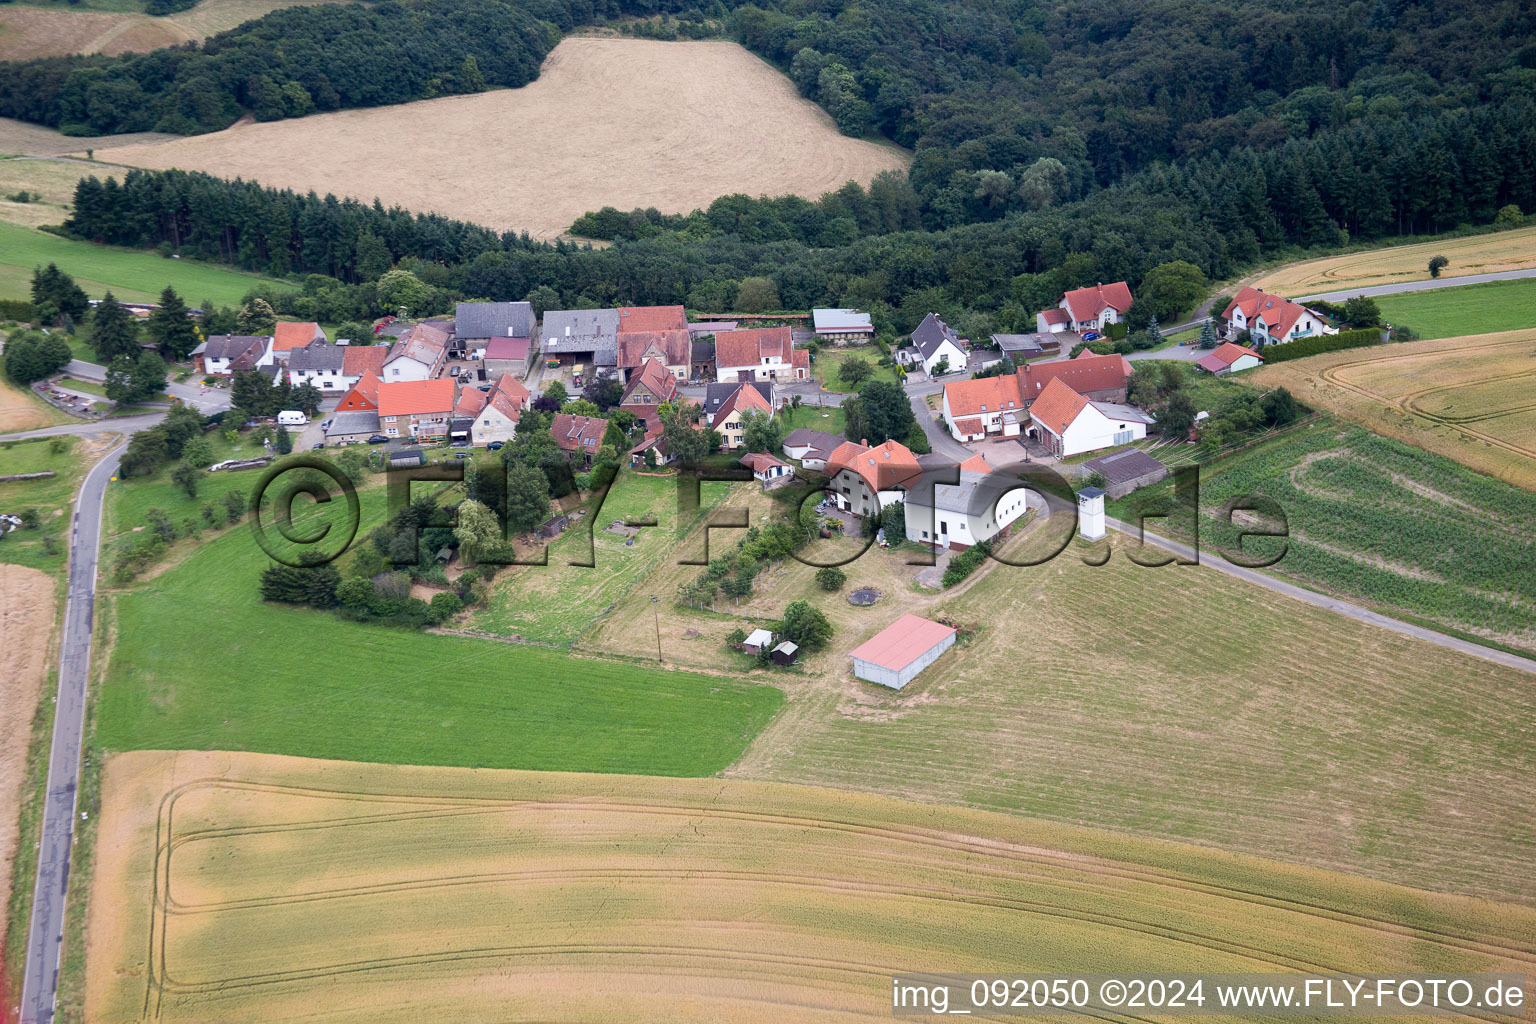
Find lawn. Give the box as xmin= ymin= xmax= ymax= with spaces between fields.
xmin=810 ymin=346 xmax=899 ymax=392
xmin=0 ymin=433 xmax=89 ymax=575
xmin=468 ymin=468 xmax=733 ymax=646
xmin=1374 ymin=277 xmax=1536 ymax=339
xmin=779 ymin=401 xmax=846 ymax=436
xmin=102 ymin=431 xmax=258 ymax=542
xmin=0 ymin=220 xmax=293 ymax=306
xmin=96 ymin=484 xmax=784 ymax=773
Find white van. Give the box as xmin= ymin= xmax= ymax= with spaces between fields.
xmin=277 ymin=410 xmax=308 ymax=426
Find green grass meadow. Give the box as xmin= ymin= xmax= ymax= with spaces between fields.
xmin=0 ymin=221 xmax=293 ymax=306
xmin=1374 ymin=276 xmax=1536 ymax=339
xmin=811 ymin=346 xmax=900 ymax=392
xmin=97 ymin=466 xmax=782 ymax=774
xmin=0 ymin=434 xmax=85 ymax=576
xmin=779 ymin=401 xmax=846 ymax=436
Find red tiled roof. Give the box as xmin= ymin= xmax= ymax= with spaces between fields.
xmin=455 ymin=388 xmax=489 ymax=417
xmin=342 ymin=345 xmax=388 ymax=377
xmin=337 ymin=371 xmax=382 ymax=412
xmin=826 ymin=438 xmax=921 ymax=493
xmin=1028 ymin=377 xmax=1090 ymax=435
xmin=621 ymin=357 xmax=678 ymax=406
xmin=712 ymin=381 xmax=772 ymax=424
xmin=272 ymin=321 xmax=324 ymax=352
xmin=1017 ymin=353 xmax=1128 ymax=399
xmin=944 ymin=375 xmax=1024 ymax=417
xmin=714 ymin=327 xmax=793 ymax=368
xmin=849 ymin=614 xmax=957 ymax=672
xmin=1223 ymin=286 xmax=1319 ymax=341
xmin=551 ymin=413 xmax=607 ymax=452
xmin=1214 ymin=341 xmax=1262 ymax=365
xmin=740 ymin=452 xmax=789 ymax=473
xmin=1061 ymin=282 xmax=1133 ymax=324
xmin=616 ymin=329 xmax=690 ymax=368
xmin=376 ymin=377 xmax=456 ymax=418
xmin=387 ymin=323 xmax=450 ymax=368
xmin=1039 ymin=307 xmax=1070 ymax=325
xmin=952 ymin=416 xmax=985 ymax=435
xmin=617 ymin=305 xmax=688 ymax=334
xmin=485 ymin=337 xmax=531 ymax=360
xmin=958 ymin=453 xmax=992 ymax=474
xmin=481 ymin=389 xmax=525 ymax=424
xmin=791 ymin=349 xmax=809 ymax=369
xmin=493 ymin=373 xmax=531 ymax=406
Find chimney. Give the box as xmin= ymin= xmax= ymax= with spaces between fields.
xmin=860 ymin=438 xmax=868 ymax=446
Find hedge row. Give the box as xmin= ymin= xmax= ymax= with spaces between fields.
xmin=0 ymin=299 xmax=34 ymax=321
xmin=1263 ymin=327 xmax=1383 ymax=362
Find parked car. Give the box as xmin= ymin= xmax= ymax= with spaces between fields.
xmin=451 ymin=440 xmax=469 ymax=448
xmin=487 ymin=441 xmax=504 ymax=450
xmin=366 ymin=434 xmax=389 ymax=444
xmin=1081 ymin=330 xmax=1101 ymax=342
xmin=477 ymin=384 xmax=492 ymax=392
xmin=312 ymin=443 xmax=325 ymax=450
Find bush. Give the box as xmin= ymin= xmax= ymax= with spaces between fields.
xmin=0 ymin=299 xmax=33 ymax=322
xmin=815 ymin=566 xmax=847 ymax=591
xmin=941 ymin=540 xmax=992 ymax=588
xmin=428 ymin=591 xmax=464 ymax=624
xmin=1262 ymin=327 xmax=1382 ymax=363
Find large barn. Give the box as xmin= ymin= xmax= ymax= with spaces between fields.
xmin=849 ymin=614 xmax=958 ymax=689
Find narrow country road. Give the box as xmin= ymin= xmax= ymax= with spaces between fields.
xmin=1295 ymin=267 xmax=1536 ymax=304
xmin=17 ymin=435 xmax=126 ymax=1024
xmin=1104 ymin=516 xmax=1536 ymax=677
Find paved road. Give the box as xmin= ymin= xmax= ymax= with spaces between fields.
xmin=1104 ymin=516 xmax=1536 ymax=677
xmin=17 ymin=435 xmax=127 ymax=1024
xmin=65 ymin=357 xmax=230 ymax=416
xmin=1295 ymin=268 xmax=1536 ymax=304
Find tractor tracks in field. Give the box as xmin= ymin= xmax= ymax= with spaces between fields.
xmin=135 ymin=778 xmax=1536 ymax=1018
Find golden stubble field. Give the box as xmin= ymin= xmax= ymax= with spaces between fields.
xmin=0 ymin=0 xmax=324 ymax=62
xmin=1251 ymin=225 xmax=1536 ymax=296
xmin=89 ymin=37 xmax=912 ymax=240
xmin=1254 ymin=328 xmax=1536 ymax=490
xmin=84 ymin=749 xmax=1536 ymax=1024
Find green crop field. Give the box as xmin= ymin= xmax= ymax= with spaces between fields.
xmin=0 ymin=220 xmax=292 ymax=306
xmin=1375 ymin=277 xmax=1536 ymax=339
xmin=468 ymin=469 xmax=732 ymax=647
xmin=1108 ymin=419 xmax=1536 ymax=651
xmin=96 ymin=473 xmax=783 ymax=773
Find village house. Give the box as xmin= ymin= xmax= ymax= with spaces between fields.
xmin=714 ymin=327 xmax=809 ymax=383
xmin=286 ymin=339 xmax=346 ymax=390
xmin=551 ymin=412 xmax=607 ymax=468
xmin=903 ymin=453 xmax=1032 ymax=550
xmin=710 ymin=382 xmax=773 ymax=450
xmin=1222 ymin=287 xmax=1337 ymax=345
xmin=376 ymin=378 xmax=457 ymax=440
xmin=198 ymin=334 xmax=268 ymax=376
xmin=472 ymin=374 xmax=531 ymax=447
xmin=690 ymin=337 xmax=716 ymax=380
xmin=898 ymin=313 xmax=968 ymax=376
xmin=811 ymin=308 xmax=875 ymax=345
xmin=451 ymin=387 xmax=489 ymax=444
xmin=324 ymin=410 xmax=382 ymax=445
xmin=1028 ymin=377 xmax=1155 ymax=457
xmin=618 ymin=305 xmax=689 ymax=335
xmin=455 ymin=301 xmax=534 ymax=352
xmin=825 ymin=438 xmax=922 ymax=517
xmin=542 ymin=308 xmax=619 ymax=370
xmin=1036 ymin=282 xmax=1133 ymax=335
xmin=616 ymin=330 xmax=691 ymax=381
xmin=342 ymin=344 xmax=388 ymax=383
xmin=267 ymin=321 xmax=327 ymax=365
xmin=382 ymin=323 xmax=450 ymax=381
xmin=940 ymin=353 xmax=1131 ymax=440
xmin=781 ymin=428 xmax=843 ymax=470
xmin=619 ymin=358 xmax=680 ymax=431
xmin=628 ymin=431 xmax=674 ymax=468
xmin=1196 ymin=341 xmax=1265 ymax=375
xmin=740 ymin=451 xmax=794 ymax=488
xmin=335 ymin=371 xmax=382 ymax=413
xmin=703 ymin=381 xmax=775 ymax=424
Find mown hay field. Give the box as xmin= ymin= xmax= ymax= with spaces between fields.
xmin=1254 ymin=328 xmax=1536 ymax=490
xmin=91 ymin=37 xmax=912 ymax=240
xmin=579 ymin=483 xmax=1536 ymax=905
xmin=1251 ymin=225 xmax=1536 ymax=296
xmin=1373 ymin=276 xmax=1536 ymax=339
xmin=0 ymin=0 xmax=325 ymax=62
xmin=83 ymin=749 xmax=1536 ymax=1024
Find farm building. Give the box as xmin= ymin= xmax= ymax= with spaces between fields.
xmin=849 ymin=614 xmax=958 ymax=689
xmin=455 ymin=301 xmax=534 ymax=348
xmin=388 ymin=448 xmax=427 ymax=468
xmin=324 ymin=410 xmax=382 ymax=445
xmin=1078 ymin=448 xmax=1169 ymax=499
xmin=771 ymin=641 xmax=800 ymax=666
xmin=811 ymin=308 xmax=875 ymax=344
xmin=483 ymin=337 xmax=533 ymax=378
xmin=903 ymin=454 xmax=1033 ymax=550
xmin=991 ymin=333 xmax=1046 ymax=359
xmin=1195 ymin=342 xmax=1264 ymax=376
xmin=542 ymin=308 xmax=620 ymax=368
xmin=744 ymin=628 xmax=774 ymax=654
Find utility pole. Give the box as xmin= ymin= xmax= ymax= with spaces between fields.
xmin=651 ymin=595 xmax=662 ymax=663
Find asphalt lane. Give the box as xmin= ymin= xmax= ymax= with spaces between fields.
xmin=1295 ymin=268 xmax=1536 ymax=303
xmin=17 ymin=435 xmax=126 ymax=1024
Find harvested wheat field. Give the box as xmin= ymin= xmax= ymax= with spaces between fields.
xmin=84 ymin=750 xmax=1536 ymax=1024
xmin=0 ymin=376 xmax=67 ymax=432
xmin=0 ymin=118 xmax=174 ymax=158
xmin=0 ymin=566 xmax=56 ymax=970
xmin=0 ymin=0 xmax=324 ymax=62
xmin=1254 ymin=328 xmax=1536 ymax=489
xmin=1251 ymin=225 xmax=1536 ymax=296
xmin=92 ymin=37 xmax=912 ymax=240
